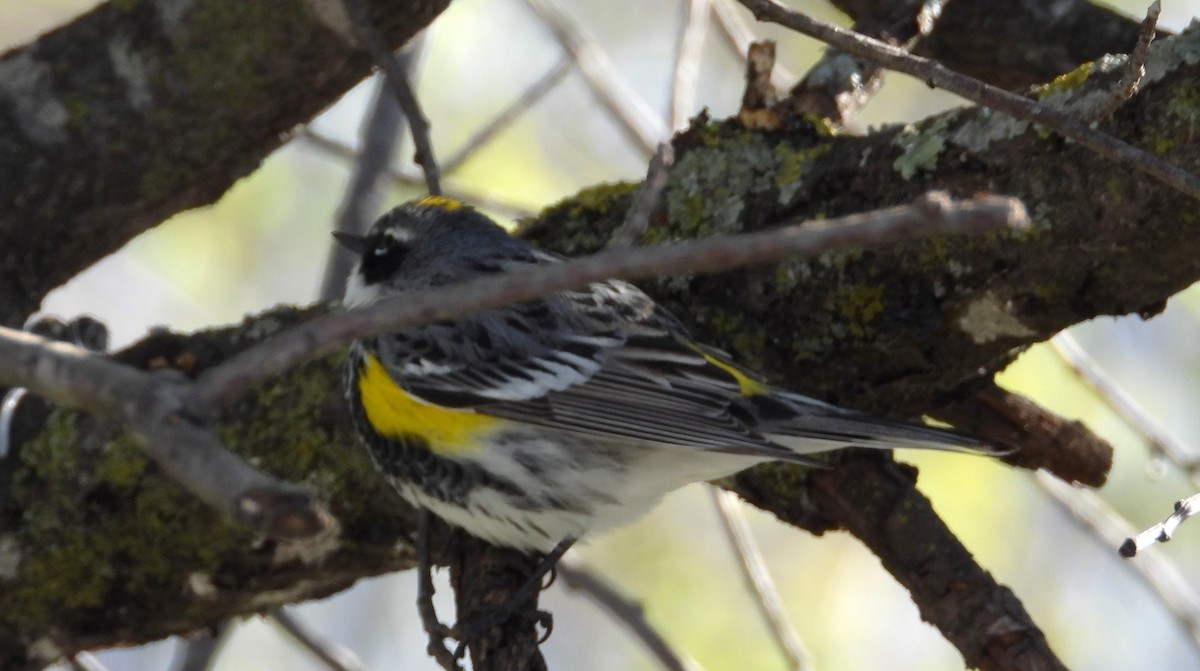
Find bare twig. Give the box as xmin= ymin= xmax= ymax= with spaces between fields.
xmin=710 ymin=489 xmax=812 ymax=670
xmin=341 ymin=0 xmax=442 ymax=194
xmin=739 ymin=40 xmax=780 ymax=130
xmin=670 ymin=0 xmax=711 ymax=131
xmin=0 ymin=388 xmax=25 ymax=459
xmin=607 ymin=143 xmax=675 ymax=248
xmin=1051 ymin=332 xmax=1198 ymax=479
xmin=557 ymin=556 xmax=703 ymax=671
xmin=1047 ymin=332 xmax=1200 ymax=627
xmin=1123 ymin=492 xmax=1200 ymax=558
xmin=0 ymin=327 xmax=334 ymax=540
xmin=269 ymin=607 xmax=366 ymax=671
xmin=441 ymin=57 xmax=574 ymax=174
xmin=522 ymin=0 xmax=666 ymax=153
xmin=68 ymin=653 xmax=109 ymax=671
xmin=1093 ymin=0 xmax=1160 ymax=122
xmin=735 ymin=0 xmax=1200 ymax=202
xmin=192 ymin=192 xmax=1028 ymax=408
xmin=298 ymin=129 xmax=537 ymax=220
xmin=710 ymin=0 xmax=794 ymax=89
xmin=320 ymin=70 xmax=408 ymax=302
xmin=2 ymin=315 xmax=109 ymax=458
xmin=1036 ymin=472 xmax=1200 ymax=657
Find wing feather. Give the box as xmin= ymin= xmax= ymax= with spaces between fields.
xmin=370 ymin=258 xmax=985 ymax=461
xmin=368 ymin=263 xmax=814 ymax=459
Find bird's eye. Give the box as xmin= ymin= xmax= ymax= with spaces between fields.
xmin=360 ymin=239 xmax=409 ymax=284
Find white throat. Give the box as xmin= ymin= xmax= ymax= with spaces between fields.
xmin=342 ymin=269 xmax=384 ymax=308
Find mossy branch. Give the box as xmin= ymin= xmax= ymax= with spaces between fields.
xmin=0 ymin=0 xmax=448 ymax=326
xmin=6 ymin=10 xmax=1200 ymax=671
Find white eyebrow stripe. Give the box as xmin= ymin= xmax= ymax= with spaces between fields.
xmin=383 ymin=227 xmax=413 ymax=242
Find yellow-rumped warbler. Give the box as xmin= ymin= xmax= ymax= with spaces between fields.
xmin=339 ymin=196 xmax=990 ymax=553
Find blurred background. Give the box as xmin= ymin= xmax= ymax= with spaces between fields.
xmin=6 ymin=0 xmax=1200 ymax=669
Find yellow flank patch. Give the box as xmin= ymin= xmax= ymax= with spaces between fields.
xmin=416 ymin=195 xmax=463 ymax=211
xmin=701 ymin=352 xmax=769 ymax=396
xmin=357 ymin=354 xmax=499 ymax=455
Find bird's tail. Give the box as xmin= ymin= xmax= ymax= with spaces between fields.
xmin=750 ymin=390 xmax=998 ymax=456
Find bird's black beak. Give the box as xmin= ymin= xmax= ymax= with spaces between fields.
xmin=332 ymin=231 xmax=367 ymax=254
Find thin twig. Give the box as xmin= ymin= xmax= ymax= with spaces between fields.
xmin=1093 ymin=0 xmax=1160 ymax=122
xmin=0 ymin=328 xmax=334 ymax=540
xmin=1 ymin=315 xmax=109 ymax=458
xmin=735 ymin=0 xmax=1200 ymax=202
xmin=191 ymin=192 xmax=1028 ymax=408
xmin=710 ymin=0 xmax=794 ymax=89
xmin=1123 ymin=492 xmax=1200 ymax=558
xmin=557 ymin=556 xmax=704 ymax=671
xmin=341 ymin=0 xmax=442 ymax=194
xmin=441 ymin=56 xmax=574 ymax=174
xmin=0 ymin=388 xmax=25 ymax=459
xmin=1049 ymin=333 xmax=1200 ymax=562
xmin=710 ymin=489 xmax=812 ymax=670
xmin=298 ymin=128 xmax=536 ymax=220
xmin=1036 ymin=472 xmax=1200 ymax=658
xmin=320 ymin=70 xmax=408 ymax=302
xmin=522 ymin=0 xmax=666 ymax=153
xmin=1051 ymin=332 xmax=1199 ymax=480
xmin=739 ymin=40 xmax=779 ymax=128
xmin=68 ymin=653 xmax=109 ymax=671
xmin=607 ymin=143 xmax=675 ymax=248
xmin=670 ymin=0 xmax=711 ymax=131
xmin=269 ymin=607 xmax=366 ymax=671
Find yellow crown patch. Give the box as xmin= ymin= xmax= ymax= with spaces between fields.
xmin=416 ymin=195 xmax=464 ymax=211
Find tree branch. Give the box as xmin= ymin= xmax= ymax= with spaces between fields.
xmin=0 ymin=327 xmax=332 ymax=540
xmin=0 ymin=193 xmax=1021 ymax=668
xmin=895 ymin=0 xmax=1165 ymax=89
xmin=0 ymin=0 xmax=448 ymax=327
xmin=729 ymin=451 xmax=1066 ymax=671
xmin=0 ymin=307 xmax=421 ymax=671
xmin=11 ymin=14 xmax=1200 ymax=670
xmin=191 ymin=192 xmax=1024 ymax=410
xmin=736 ymin=0 xmax=1200 ymax=202
xmin=522 ymin=25 xmax=1200 ymax=417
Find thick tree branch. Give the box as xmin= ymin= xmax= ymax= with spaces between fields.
xmin=0 ymin=308 xmax=424 ymax=671
xmin=729 ymin=451 xmax=1066 ymax=671
xmin=936 ymin=384 xmax=1114 ymax=488
xmin=9 ymin=14 xmax=1200 ymax=671
xmin=0 ymin=193 xmax=1019 ymax=668
xmin=523 ymin=26 xmax=1200 ymax=417
xmin=0 ymin=0 xmax=448 ymax=327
